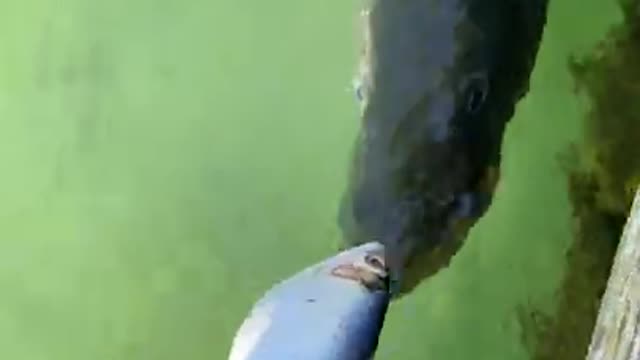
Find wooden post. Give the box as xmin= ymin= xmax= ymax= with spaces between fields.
xmin=587 ymin=188 xmax=640 ymax=360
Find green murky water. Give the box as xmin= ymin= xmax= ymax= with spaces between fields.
xmin=0 ymin=0 xmax=623 ymax=359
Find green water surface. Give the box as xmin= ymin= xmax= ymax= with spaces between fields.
xmin=0 ymin=0 xmax=622 ymax=359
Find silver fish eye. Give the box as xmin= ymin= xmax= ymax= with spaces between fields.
xmin=364 ymin=253 xmax=385 ymax=272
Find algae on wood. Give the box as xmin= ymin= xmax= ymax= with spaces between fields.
xmin=587 ymin=188 xmax=640 ymax=360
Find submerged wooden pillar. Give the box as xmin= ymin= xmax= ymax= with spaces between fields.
xmin=586 ymin=188 xmax=640 ymax=360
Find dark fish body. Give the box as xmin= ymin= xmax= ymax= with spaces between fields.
xmin=339 ymin=0 xmax=549 ymax=295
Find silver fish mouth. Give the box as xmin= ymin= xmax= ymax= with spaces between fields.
xmin=330 ymin=252 xmax=390 ymax=292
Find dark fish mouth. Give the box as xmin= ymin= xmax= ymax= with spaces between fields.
xmin=339 ymin=190 xmax=470 ymax=296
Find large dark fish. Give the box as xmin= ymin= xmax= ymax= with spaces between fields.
xmin=338 ymin=0 xmax=549 ymax=296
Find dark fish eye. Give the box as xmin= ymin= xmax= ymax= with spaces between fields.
xmin=465 ymin=74 xmax=489 ymax=114
xmin=449 ymin=194 xmax=473 ymax=218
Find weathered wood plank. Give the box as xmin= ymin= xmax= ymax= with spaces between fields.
xmin=587 ymin=188 xmax=640 ymax=360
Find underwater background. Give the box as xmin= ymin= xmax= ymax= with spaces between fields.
xmin=0 ymin=0 xmax=637 ymax=359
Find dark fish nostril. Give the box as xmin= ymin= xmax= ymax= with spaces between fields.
xmin=466 ymin=87 xmax=486 ymax=113
xmin=464 ymin=73 xmax=490 ymax=114
xmin=354 ymin=81 xmax=364 ymax=102
xmin=356 ymin=87 xmax=363 ymax=101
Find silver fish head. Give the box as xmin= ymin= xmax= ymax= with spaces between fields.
xmin=228 ymin=242 xmax=391 ymax=360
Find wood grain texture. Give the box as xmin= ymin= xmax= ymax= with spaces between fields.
xmin=587 ymin=188 xmax=640 ymax=360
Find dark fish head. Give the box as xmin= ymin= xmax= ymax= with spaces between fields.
xmin=340 ymin=0 xmax=547 ymax=296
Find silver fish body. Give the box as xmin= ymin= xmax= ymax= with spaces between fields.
xmin=228 ymin=242 xmax=390 ymax=360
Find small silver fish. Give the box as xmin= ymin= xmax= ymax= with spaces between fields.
xmin=228 ymin=242 xmax=391 ymax=360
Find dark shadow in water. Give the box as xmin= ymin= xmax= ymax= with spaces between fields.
xmin=519 ymin=1 xmax=640 ymax=358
